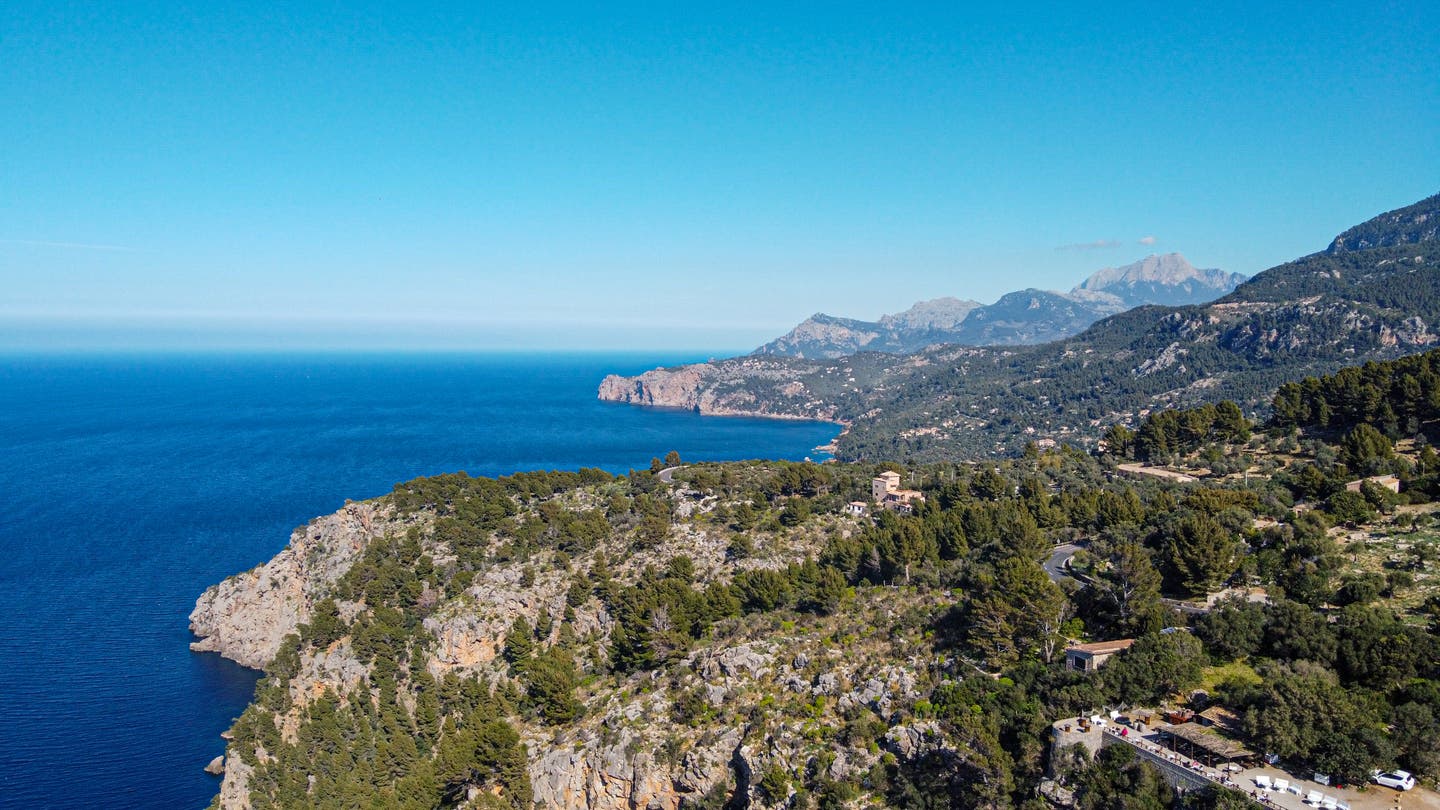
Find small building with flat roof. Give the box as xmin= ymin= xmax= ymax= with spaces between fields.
xmin=1344 ymin=474 xmax=1400 ymax=494
xmin=1064 ymin=639 xmax=1136 ymax=672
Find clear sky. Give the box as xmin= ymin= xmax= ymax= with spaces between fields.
xmin=3 ymin=2 xmax=1437 ymax=352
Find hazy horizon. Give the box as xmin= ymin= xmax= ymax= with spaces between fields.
xmin=0 ymin=249 xmax=1239 ymax=353
xmin=4 ymin=3 xmax=1436 ymax=352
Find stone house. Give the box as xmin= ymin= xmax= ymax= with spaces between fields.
xmin=872 ymin=471 xmax=925 ymax=514
xmin=1344 ymin=474 xmax=1400 ymax=494
xmin=1064 ymin=639 xmax=1136 ymax=672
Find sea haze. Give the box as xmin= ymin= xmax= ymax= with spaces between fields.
xmin=0 ymin=352 xmax=840 ymax=809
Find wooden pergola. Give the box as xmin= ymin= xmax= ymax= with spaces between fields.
xmin=1159 ymin=722 xmax=1255 ymax=767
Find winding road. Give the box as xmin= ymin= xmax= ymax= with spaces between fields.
xmin=1043 ymin=543 xmax=1080 ymax=583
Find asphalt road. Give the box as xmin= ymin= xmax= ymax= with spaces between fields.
xmin=1044 ymin=543 xmax=1080 ymax=583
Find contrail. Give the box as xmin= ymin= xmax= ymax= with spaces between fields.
xmin=0 ymin=239 xmax=136 ymax=252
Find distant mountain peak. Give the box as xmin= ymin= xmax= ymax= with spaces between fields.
xmin=876 ymin=297 xmax=980 ymax=330
xmin=1073 ymin=253 xmax=1246 ymax=309
xmin=752 ymin=252 xmax=1243 ymax=359
xmin=604 ymin=192 xmax=1440 ymax=463
xmin=1076 ymin=253 xmax=1216 ymax=290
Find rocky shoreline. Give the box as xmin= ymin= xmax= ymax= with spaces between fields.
xmin=597 ymin=359 xmax=846 ymax=422
xmin=188 ymin=477 xmax=928 ymax=809
xmin=189 ymin=501 xmax=407 ymax=670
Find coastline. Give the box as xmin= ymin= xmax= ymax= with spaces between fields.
xmin=1 ymin=351 xmax=842 ymax=810
xmin=597 ymin=398 xmax=848 ymax=457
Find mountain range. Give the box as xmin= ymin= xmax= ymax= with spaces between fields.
xmin=753 ymin=254 xmax=1246 ymax=359
xmin=600 ymin=193 xmax=1440 ymax=460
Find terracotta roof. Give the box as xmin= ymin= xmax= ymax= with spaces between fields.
xmin=1065 ymin=639 xmax=1136 ymax=656
xmin=883 ymin=489 xmax=924 ymax=501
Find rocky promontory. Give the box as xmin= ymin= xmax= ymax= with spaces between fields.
xmin=189 ymin=500 xmax=410 ymax=669
xmin=189 ymin=467 xmax=949 ymax=809
xmin=597 ymin=355 xmax=846 ymax=423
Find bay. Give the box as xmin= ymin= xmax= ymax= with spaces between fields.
xmin=0 ymin=352 xmax=838 ymax=809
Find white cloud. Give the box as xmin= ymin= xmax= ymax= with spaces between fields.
xmin=1138 ymin=235 xmax=1157 ymax=245
xmin=1055 ymin=239 xmax=1121 ymax=252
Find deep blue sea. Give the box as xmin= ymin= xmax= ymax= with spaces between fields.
xmin=0 ymin=352 xmax=838 ymax=809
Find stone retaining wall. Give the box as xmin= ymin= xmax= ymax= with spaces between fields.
xmin=1099 ymin=733 xmax=1215 ymax=792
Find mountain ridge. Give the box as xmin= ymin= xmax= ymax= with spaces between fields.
xmin=601 ymin=193 xmax=1440 ymax=460
xmin=752 ymin=253 xmax=1242 ymax=359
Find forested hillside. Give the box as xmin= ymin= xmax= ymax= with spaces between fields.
xmin=205 ymin=348 xmax=1440 ymax=807
xmin=600 ymin=194 xmax=1440 ymax=462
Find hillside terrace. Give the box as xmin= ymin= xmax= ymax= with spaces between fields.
xmin=1051 ymin=716 xmax=1439 ymax=810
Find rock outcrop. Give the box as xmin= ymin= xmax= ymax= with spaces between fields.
xmin=215 ymin=750 xmax=256 ymax=810
xmin=195 ymin=476 xmax=940 ymax=810
xmin=189 ymin=501 xmax=408 ymax=669
xmin=598 ymin=364 xmax=718 ymax=412
xmin=527 ymin=724 xmax=742 ymax=810
xmin=597 ymin=356 xmax=842 ymax=423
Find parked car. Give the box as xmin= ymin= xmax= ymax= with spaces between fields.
xmin=1372 ymin=770 xmax=1416 ymax=791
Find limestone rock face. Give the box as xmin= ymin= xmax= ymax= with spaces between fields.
xmin=423 ymin=564 xmax=574 ymax=676
xmin=215 ymin=748 xmax=256 ymax=810
xmin=597 ymin=365 xmax=718 ymax=412
xmin=196 ymin=482 xmax=931 ymax=810
xmin=528 ymin=725 xmax=744 ymax=810
xmin=884 ymin=721 xmax=945 ymax=760
xmin=188 ymin=501 xmax=404 ymax=669
xmin=597 ymin=357 xmax=840 ymax=422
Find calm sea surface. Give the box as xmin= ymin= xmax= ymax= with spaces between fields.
xmin=0 ymin=352 xmax=839 ymax=809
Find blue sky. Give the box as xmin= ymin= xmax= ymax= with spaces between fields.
xmin=3 ymin=2 xmax=1437 ymax=351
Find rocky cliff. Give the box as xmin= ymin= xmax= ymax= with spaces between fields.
xmin=192 ymin=468 xmax=953 ymax=809
xmin=597 ymin=355 xmax=846 ymax=422
xmin=189 ymin=501 xmax=411 ymax=669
